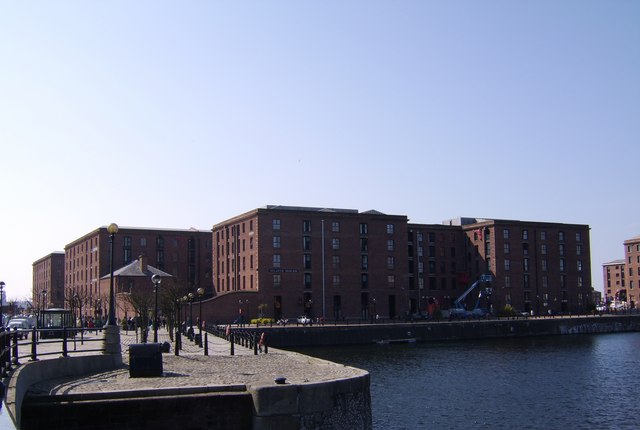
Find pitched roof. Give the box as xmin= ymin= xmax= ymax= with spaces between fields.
xmin=100 ymin=258 xmax=173 ymax=279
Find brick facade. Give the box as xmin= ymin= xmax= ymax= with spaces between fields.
xmin=32 ymin=252 xmax=65 ymax=310
xmin=212 ymin=206 xmax=409 ymax=322
xmin=33 ymin=209 xmax=595 ymax=323
xmin=623 ymin=235 xmax=640 ymax=306
xmin=207 ymin=208 xmax=592 ymax=322
xmin=602 ymin=259 xmax=626 ymax=305
xmin=63 ymin=226 xmax=211 ymax=321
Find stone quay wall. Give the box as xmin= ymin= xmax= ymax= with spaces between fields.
xmin=257 ymin=314 xmax=640 ymax=347
xmin=18 ymin=365 xmax=371 ymax=430
xmin=7 ymin=347 xmax=371 ymax=430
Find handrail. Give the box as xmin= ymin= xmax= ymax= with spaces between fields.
xmin=0 ymin=327 xmax=106 ymax=369
xmin=206 ymin=324 xmax=267 ymax=355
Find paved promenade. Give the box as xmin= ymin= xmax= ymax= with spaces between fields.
xmin=26 ymin=327 xmax=363 ymax=396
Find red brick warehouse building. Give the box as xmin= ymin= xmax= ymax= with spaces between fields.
xmin=61 ymin=226 xmax=212 ymax=322
xmin=623 ymin=235 xmax=640 ymax=307
xmin=32 ymin=208 xmax=594 ymax=324
xmin=203 ymin=206 xmax=593 ymax=323
xmin=32 ymin=251 xmax=65 ymax=310
xmin=210 ymin=205 xmax=410 ymax=323
xmin=445 ymin=218 xmax=592 ymax=314
xmin=602 ymin=234 xmax=640 ymax=308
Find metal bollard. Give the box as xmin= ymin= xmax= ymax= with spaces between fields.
xmin=175 ymin=331 xmax=180 ymax=356
xmin=62 ymin=327 xmax=68 ymax=357
xmin=230 ymin=333 xmax=235 ymax=356
xmin=12 ymin=333 xmax=19 ymax=365
xmin=254 ymin=334 xmax=258 ymax=355
xmin=31 ymin=330 xmax=38 ymax=361
xmin=204 ymin=333 xmax=208 ymax=356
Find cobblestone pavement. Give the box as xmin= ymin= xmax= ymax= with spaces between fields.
xmin=26 ymin=327 xmax=365 ymax=396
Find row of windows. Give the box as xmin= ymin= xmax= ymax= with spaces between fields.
xmin=216 ymin=237 xmax=254 ymax=257
xmin=272 ymin=236 xmax=397 ymax=252
xmin=503 ymin=259 xmax=584 ymax=272
xmin=216 ymin=255 xmax=255 ymax=274
xmin=413 ymin=245 xmax=456 ymax=258
xmin=503 ymin=229 xmax=583 ymax=243
xmin=501 ymin=243 xmax=583 ymax=256
xmin=215 ymin=274 xmax=255 ymax=292
xmin=508 ymin=291 xmax=571 ymax=303
xmin=415 ymin=231 xmax=456 ymax=244
xmin=504 ymin=274 xmax=584 ymax=289
xmin=626 ymin=244 xmax=640 ymax=253
xmin=216 ymin=221 xmax=254 ymax=241
xmin=272 ymin=219 xmax=397 ymax=235
xmin=272 ymin=273 xmax=397 ymax=289
xmin=628 ymin=255 xmax=640 ymax=264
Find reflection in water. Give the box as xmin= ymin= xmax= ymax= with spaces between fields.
xmin=293 ymin=333 xmax=640 ymax=430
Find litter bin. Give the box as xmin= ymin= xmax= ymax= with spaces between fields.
xmin=129 ymin=343 xmax=163 ymax=378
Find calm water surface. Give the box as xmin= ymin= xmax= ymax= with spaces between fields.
xmin=294 ymin=332 xmax=640 ymax=430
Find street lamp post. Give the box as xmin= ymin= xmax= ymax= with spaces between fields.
xmin=0 ymin=281 xmax=5 ymax=327
xmin=372 ymin=298 xmax=377 ymax=323
xmin=197 ymin=287 xmax=204 ymax=347
xmin=107 ymin=223 xmax=119 ymax=326
xmin=188 ymin=292 xmax=194 ymax=338
xmin=152 ymin=274 xmax=161 ymax=343
xmin=176 ymin=298 xmax=181 ymax=341
xmin=182 ymin=295 xmax=188 ymax=334
xmin=73 ymin=293 xmax=80 ymax=324
xmin=41 ymin=290 xmax=48 ymax=312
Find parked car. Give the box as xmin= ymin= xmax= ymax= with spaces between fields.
xmin=6 ymin=319 xmax=30 ymax=339
xmin=297 ymin=315 xmax=311 ymax=325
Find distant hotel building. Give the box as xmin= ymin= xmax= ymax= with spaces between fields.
xmin=604 ymin=235 xmax=640 ymax=307
xmin=623 ymin=236 xmax=640 ymax=306
xmin=601 ymin=235 xmax=640 ymax=308
xmin=602 ymin=259 xmax=626 ymax=305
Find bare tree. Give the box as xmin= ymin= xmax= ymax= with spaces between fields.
xmin=123 ymin=289 xmax=153 ymax=343
xmin=158 ymin=281 xmax=188 ymax=342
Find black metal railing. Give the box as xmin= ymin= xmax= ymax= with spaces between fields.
xmin=206 ymin=325 xmax=267 ymax=356
xmin=0 ymin=326 xmax=106 ymax=374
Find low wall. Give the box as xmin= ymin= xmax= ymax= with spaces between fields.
xmin=249 ymin=360 xmax=371 ymax=429
xmin=5 ymin=353 xmax=122 ymax=428
xmin=12 ymin=356 xmax=371 ymax=430
xmin=257 ymin=314 xmax=640 ymax=347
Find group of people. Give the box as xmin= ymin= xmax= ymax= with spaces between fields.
xmin=76 ymin=316 xmax=101 ymax=332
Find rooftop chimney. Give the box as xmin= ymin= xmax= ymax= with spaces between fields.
xmin=139 ymin=254 xmax=148 ymax=273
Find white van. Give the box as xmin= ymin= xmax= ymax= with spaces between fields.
xmin=6 ymin=319 xmax=30 ymax=339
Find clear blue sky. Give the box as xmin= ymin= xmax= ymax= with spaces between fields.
xmin=1 ymin=1 xmax=638 ymax=300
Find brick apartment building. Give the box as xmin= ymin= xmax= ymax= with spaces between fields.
xmin=211 ymin=206 xmax=409 ymax=322
xmin=205 ymin=206 xmax=593 ymax=322
xmin=60 ymin=226 xmax=212 ymax=321
xmin=451 ymin=218 xmax=592 ymax=314
xmin=406 ymin=222 xmax=467 ymax=315
xmin=602 ymin=259 xmax=626 ymax=305
xmin=32 ymin=252 xmax=65 ymax=310
xmin=623 ymin=236 xmax=640 ymax=307
xmin=32 ymin=209 xmax=594 ymax=323
xmin=601 ymin=234 xmax=640 ymax=308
